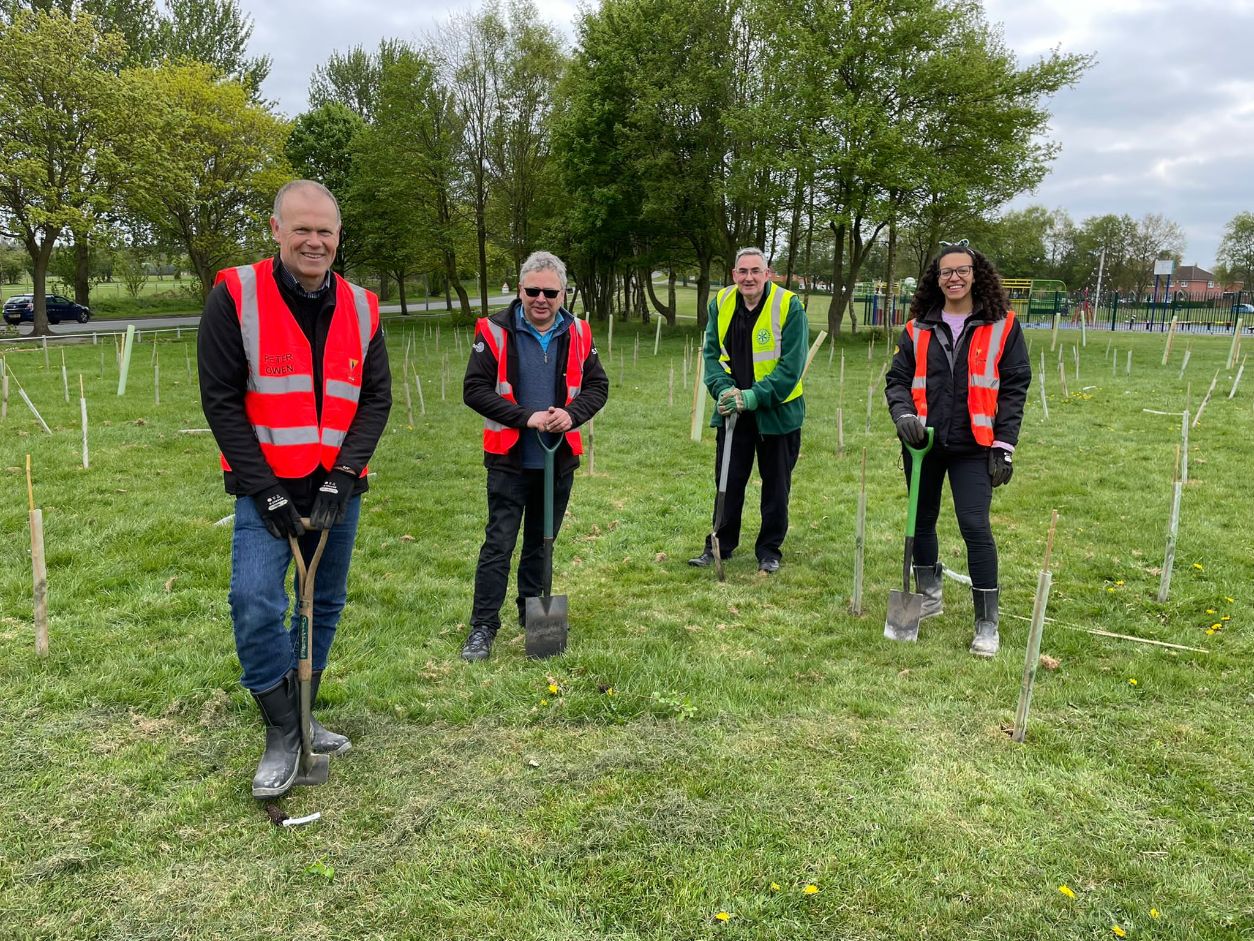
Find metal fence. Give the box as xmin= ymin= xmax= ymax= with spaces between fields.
xmin=854 ymin=289 xmax=1253 ymax=334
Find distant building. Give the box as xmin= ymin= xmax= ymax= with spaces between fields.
xmin=1170 ymin=265 xmax=1243 ymax=300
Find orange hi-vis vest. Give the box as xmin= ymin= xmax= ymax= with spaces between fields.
xmin=475 ymin=314 xmax=593 ymax=456
xmin=905 ymin=310 xmax=1015 ymax=447
xmin=215 ymin=260 xmax=379 ymax=478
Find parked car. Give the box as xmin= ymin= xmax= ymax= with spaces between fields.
xmin=1230 ymin=303 xmax=1254 ymax=314
xmin=2 ymin=293 xmax=92 ymax=325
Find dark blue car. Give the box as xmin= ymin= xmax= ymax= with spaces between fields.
xmin=3 ymin=293 xmax=92 ymax=325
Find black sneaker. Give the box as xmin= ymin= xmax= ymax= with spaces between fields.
xmin=460 ymin=627 xmax=495 ymax=662
xmin=757 ymin=558 xmax=781 ymax=573
xmin=688 ymin=550 xmax=716 ymax=567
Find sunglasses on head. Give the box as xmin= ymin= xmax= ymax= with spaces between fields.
xmin=523 ymin=287 xmax=562 ymax=299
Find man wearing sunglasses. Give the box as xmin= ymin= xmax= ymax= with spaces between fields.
xmin=461 ymin=251 xmax=609 ymax=661
xmin=689 ymin=248 xmax=808 ymax=574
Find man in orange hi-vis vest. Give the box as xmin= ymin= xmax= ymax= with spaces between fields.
xmin=461 ymin=251 xmax=608 ymax=662
xmin=198 ymin=180 xmax=391 ymax=798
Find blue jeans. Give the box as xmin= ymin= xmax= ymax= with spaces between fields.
xmin=229 ymin=494 xmax=361 ymax=692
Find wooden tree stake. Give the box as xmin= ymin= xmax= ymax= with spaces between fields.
xmin=1229 ymin=354 xmax=1246 ymax=399
xmin=851 ymin=447 xmax=867 ymax=615
xmin=79 ymin=375 xmax=89 ymax=470
xmin=61 ymin=350 xmax=69 ymax=403
xmin=1012 ymin=509 xmax=1058 ymax=743
xmin=1192 ymin=369 xmax=1219 ymax=428
xmin=689 ymin=366 xmax=706 ymax=442
xmin=1157 ymin=446 xmax=1183 ymax=603
xmin=27 ymin=455 xmax=49 ymax=657
xmin=654 ymin=314 xmax=663 ymax=355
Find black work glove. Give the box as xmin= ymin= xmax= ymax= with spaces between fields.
xmin=894 ymin=413 xmax=927 ymax=447
xmin=252 ymin=484 xmax=305 ymax=540
xmin=309 ymin=469 xmax=357 ymax=530
xmin=989 ymin=447 xmax=1014 ymax=487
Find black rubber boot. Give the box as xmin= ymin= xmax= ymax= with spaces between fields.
xmin=913 ymin=563 xmax=944 ymax=619
xmin=251 ymin=672 xmax=301 ymax=798
xmin=970 ymin=587 xmax=1000 ymax=657
xmin=309 ymin=671 xmax=352 ymax=757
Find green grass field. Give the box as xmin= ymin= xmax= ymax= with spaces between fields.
xmin=0 ymin=320 xmax=1250 ymax=940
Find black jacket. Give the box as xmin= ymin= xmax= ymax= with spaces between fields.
xmin=463 ymin=303 xmax=609 ymax=475
xmin=198 ymin=257 xmax=392 ymax=510
xmin=885 ymin=306 xmax=1031 ymax=452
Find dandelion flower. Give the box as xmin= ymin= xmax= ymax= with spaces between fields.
xmin=1206 ymin=608 xmax=1216 ymax=614
xmin=1107 ymin=587 xmax=1116 ymax=593
xmin=803 ymin=884 xmax=819 ymax=895
xmin=1128 ymin=678 xmax=1138 ymax=686
xmin=1058 ymin=885 xmax=1076 ymax=899
xmin=1112 ymin=926 xmax=1127 ymax=938
xmin=1192 ymin=563 xmax=1204 ymax=571
xmin=770 ymin=882 xmax=781 ymax=892
xmin=547 ymin=683 xmax=559 ymax=695
xmin=1221 ymin=615 xmax=1231 ymax=621
xmin=539 ymin=698 xmax=548 ymax=706
xmin=1150 ymin=907 xmax=1161 ymax=919
xmin=1225 ymin=596 xmax=1235 ymax=603
xmin=606 ymin=688 xmax=616 ymax=696
xmin=714 ymin=911 xmax=731 ymax=922
xmin=1212 ymin=623 xmax=1222 ymax=630
xmin=1115 ymin=579 xmax=1125 ymax=586
xmin=1206 ymin=629 xmax=1216 ymax=636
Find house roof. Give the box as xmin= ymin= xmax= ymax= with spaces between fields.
xmin=1174 ymin=265 xmax=1213 ymax=281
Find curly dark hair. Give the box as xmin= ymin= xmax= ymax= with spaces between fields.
xmin=909 ymin=245 xmax=1011 ymax=321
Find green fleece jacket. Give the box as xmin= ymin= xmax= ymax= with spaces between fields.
xmin=702 ymin=282 xmax=808 ymax=434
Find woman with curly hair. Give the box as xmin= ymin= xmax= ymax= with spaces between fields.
xmin=884 ymin=241 xmax=1031 ymax=656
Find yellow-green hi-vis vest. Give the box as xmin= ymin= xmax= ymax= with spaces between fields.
xmin=716 ymin=282 xmax=803 ymax=403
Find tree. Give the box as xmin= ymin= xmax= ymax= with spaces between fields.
xmin=0 ymin=9 xmax=132 ymax=335
xmin=1126 ymin=213 xmax=1186 ymax=298
xmin=122 ymin=61 xmax=290 ymax=296
xmin=1216 ymin=211 xmax=1254 ymax=289
xmin=353 ymin=45 xmax=474 ymax=320
xmin=286 ymin=103 xmax=366 ymax=273
xmin=156 ymin=0 xmax=269 ymax=96
xmin=308 ymin=39 xmax=407 ymax=123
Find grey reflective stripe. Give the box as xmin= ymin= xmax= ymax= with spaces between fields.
xmin=716 ymin=286 xmax=736 ymax=306
xmin=567 ymin=385 xmax=580 ymax=400
xmin=235 ymin=264 xmax=315 ymax=394
xmin=325 ymin=379 xmax=361 ymax=402
xmin=972 ymin=317 xmax=1010 ymax=389
xmin=484 ymin=418 xmax=507 ymax=431
xmin=483 ymin=320 xmax=507 ymax=351
xmin=972 ymin=414 xmax=994 ymax=428
xmin=750 ymin=285 xmax=787 ymax=363
xmin=911 ymin=377 xmax=927 ymax=390
xmin=254 ymin=425 xmax=320 ymax=446
xmin=321 ymin=427 xmax=346 ymax=448
xmin=496 ymin=381 xmax=513 ymax=396
xmin=347 ymin=281 xmax=373 ymax=355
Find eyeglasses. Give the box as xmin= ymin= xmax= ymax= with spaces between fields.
xmin=523 ymin=287 xmax=562 ymax=299
xmin=734 ymin=267 xmax=765 ymax=277
xmin=939 ymin=265 xmax=973 ymax=279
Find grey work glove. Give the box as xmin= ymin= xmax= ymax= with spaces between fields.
xmin=894 ymin=413 xmax=927 ymax=448
xmin=989 ymin=447 xmax=1013 ymax=487
xmin=718 ymin=388 xmax=757 ymax=415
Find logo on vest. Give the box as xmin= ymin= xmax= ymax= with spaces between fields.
xmin=756 ymin=328 xmax=771 ymax=346
xmin=262 ymin=352 xmax=296 ymax=376
xmin=473 ymin=340 xmax=485 ymax=353
xmin=348 ymin=357 xmax=359 ymax=381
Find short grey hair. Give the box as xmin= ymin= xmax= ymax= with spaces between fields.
xmin=273 ymin=180 xmax=342 ymax=225
xmin=519 ymin=250 xmax=567 ymax=289
xmin=734 ymin=247 xmax=768 ymax=268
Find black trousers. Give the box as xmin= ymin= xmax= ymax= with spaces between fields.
xmin=705 ymin=412 xmax=802 ymax=563
xmin=902 ymin=444 xmax=997 ymax=589
xmin=471 ymin=467 xmax=574 ymax=633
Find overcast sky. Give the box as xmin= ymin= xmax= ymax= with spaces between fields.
xmin=244 ymin=0 xmax=1253 ymax=268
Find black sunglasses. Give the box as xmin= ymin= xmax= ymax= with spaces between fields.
xmin=523 ymin=286 xmax=562 ymax=299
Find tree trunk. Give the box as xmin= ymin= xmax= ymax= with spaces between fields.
xmin=883 ymin=221 xmax=898 ymax=331
xmin=784 ymin=172 xmax=803 ymax=284
xmin=476 ymin=192 xmax=488 ymax=319
xmin=396 ymin=272 xmax=408 ymax=316
xmin=695 ymin=253 xmax=712 ymax=330
xmin=74 ymin=236 xmax=90 ymax=306
xmin=28 ymin=235 xmax=56 ymax=337
xmin=644 ymin=269 xmax=676 ymax=324
xmin=826 ymin=221 xmax=847 ymax=336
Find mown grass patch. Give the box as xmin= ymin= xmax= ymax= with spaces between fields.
xmin=0 ymin=322 xmax=1250 ymax=939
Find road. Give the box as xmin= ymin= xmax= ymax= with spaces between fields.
xmin=1 ymin=294 xmax=517 ymax=339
